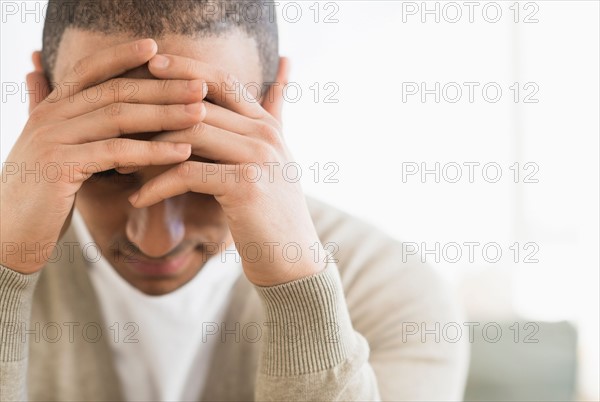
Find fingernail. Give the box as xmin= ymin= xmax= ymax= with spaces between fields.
xmin=151 ymin=55 xmax=169 ymax=69
xmin=137 ymin=39 xmax=157 ymax=54
xmin=128 ymin=192 xmax=139 ymax=204
xmin=185 ymin=103 xmax=202 ymax=115
xmin=174 ymin=143 xmax=191 ymax=155
xmin=187 ymin=79 xmax=204 ymax=92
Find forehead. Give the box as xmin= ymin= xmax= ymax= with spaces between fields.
xmin=53 ymin=28 xmax=262 ymax=84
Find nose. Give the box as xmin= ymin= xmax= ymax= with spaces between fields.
xmin=125 ymin=196 xmax=186 ymax=258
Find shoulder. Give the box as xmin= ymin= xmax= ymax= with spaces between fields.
xmin=306 ymin=195 xmax=464 ymax=338
xmin=307 ymin=195 xmax=444 ymax=291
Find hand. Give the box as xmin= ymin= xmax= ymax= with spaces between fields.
xmin=128 ymin=54 xmax=328 ymax=286
xmin=0 ymin=39 xmax=205 ymax=274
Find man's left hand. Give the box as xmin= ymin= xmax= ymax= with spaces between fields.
xmin=128 ymin=54 xmax=328 ymax=287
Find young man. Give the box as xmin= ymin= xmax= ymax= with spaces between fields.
xmin=0 ymin=1 xmax=469 ymax=400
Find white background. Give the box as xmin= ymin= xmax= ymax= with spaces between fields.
xmin=1 ymin=1 xmax=598 ymax=399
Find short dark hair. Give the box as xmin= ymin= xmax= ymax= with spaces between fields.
xmin=42 ymin=0 xmax=279 ymax=87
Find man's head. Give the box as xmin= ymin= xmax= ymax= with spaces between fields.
xmin=37 ymin=0 xmax=285 ymax=296
xmin=42 ymin=0 xmax=279 ymax=87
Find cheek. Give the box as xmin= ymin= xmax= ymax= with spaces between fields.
xmin=75 ymin=182 xmax=132 ymax=242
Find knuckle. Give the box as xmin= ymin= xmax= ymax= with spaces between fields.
xmin=159 ymin=79 xmax=171 ymax=93
xmin=268 ymin=116 xmax=283 ymax=132
xmin=72 ymin=58 xmax=89 ymax=79
xmin=176 ymin=161 xmax=193 ymax=177
xmin=255 ymin=143 xmax=277 ymax=163
xmin=105 ymin=138 xmax=128 ymax=155
xmin=89 ymin=80 xmax=112 ymax=102
xmin=256 ymin=123 xmax=282 ymax=146
xmin=223 ymin=72 xmax=239 ymax=89
xmin=191 ymin=123 xmax=207 ymax=138
xmin=159 ymin=105 xmax=173 ymax=119
xmin=105 ymin=102 xmax=124 ymax=118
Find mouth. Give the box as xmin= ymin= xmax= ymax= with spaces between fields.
xmin=125 ymin=251 xmax=194 ymax=277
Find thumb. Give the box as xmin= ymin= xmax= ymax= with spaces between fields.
xmin=262 ymin=57 xmax=290 ymax=123
xmin=26 ymin=51 xmax=50 ymax=114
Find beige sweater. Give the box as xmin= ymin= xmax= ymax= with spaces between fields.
xmin=0 ymin=197 xmax=469 ymax=401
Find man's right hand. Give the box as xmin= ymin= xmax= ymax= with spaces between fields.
xmin=0 ymin=39 xmax=205 ymax=274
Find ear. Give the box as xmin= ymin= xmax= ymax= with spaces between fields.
xmin=26 ymin=51 xmax=51 ymax=114
xmin=261 ymin=56 xmax=290 ymax=124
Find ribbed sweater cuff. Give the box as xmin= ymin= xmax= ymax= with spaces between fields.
xmin=253 ymin=261 xmax=356 ymax=376
xmin=0 ymin=264 xmax=41 ymax=361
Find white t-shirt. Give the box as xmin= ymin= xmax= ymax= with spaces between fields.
xmin=71 ymin=209 xmax=243 ymax=401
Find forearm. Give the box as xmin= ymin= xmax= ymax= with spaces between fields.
xmin=0 ymin=264 xmax=41 ymax=401
xmin=253 ymin=260 xmax=380 ymax=401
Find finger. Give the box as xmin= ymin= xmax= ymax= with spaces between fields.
xmin=54 ymin=102 xmax=206 ymax=144
xmin=151 ymin=123 xmax=260 ymax=163
xmin=52 ymin=38 xmax=158 ymax=102
xmin=53 ymin=78 xmax=207 ymax=119
xmin=203 ymin=101 xmax=282 ymax=144
xmin=115 ymin=165 xmax=140 ymax=174
xmin=70 ymin=139 xmax=192 ymax=175
xmin=202 ymin=101 xmax=252 ymax=133
xmin=148 ymin=54 xmax=267 ymax=119
xmin=261 ymin=57 xmax=290 ymax=123
xmin=128 ymin=161 xmax=234 ymax=207
xmin=26 ymin=71 xmax=51 ymax=115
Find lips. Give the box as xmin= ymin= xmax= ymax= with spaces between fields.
xmin=125 ymin=251 xmax=192 ymax=277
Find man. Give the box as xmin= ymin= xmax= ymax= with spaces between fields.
xmin=0 ymin=1 xmax=469 ymax=400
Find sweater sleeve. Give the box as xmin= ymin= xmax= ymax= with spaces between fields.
xmin=0 ymin=264 xmax=41 ymax=401
xmin=253 ymin=260 xmax=381 ymax=401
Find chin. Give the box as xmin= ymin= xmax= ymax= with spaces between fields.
xmin=132 ymin=278 xmax=187 ymax=296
